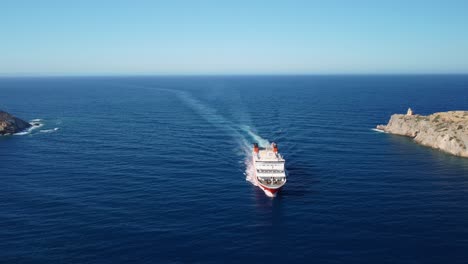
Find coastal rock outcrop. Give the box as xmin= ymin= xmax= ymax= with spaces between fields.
xmin=0 ymin=110 xmax=32 ymax=135
xmin=377 ymin=109 xmax=468 ymax=158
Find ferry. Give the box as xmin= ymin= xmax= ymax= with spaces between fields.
xmin=252 ymin=142 xmax=287 ymax=197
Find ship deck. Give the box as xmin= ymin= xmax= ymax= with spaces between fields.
xmin=254 ymin=149 xmax=285 ymax=162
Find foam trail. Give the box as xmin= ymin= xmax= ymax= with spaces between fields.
xmin=172 ymin=90 xmax=270 ymax=149
xmin=240 ymin=125 xmax=270 ymax=148
xmin=166 ymin=89 xmax=276 ymax=190
xmin=121 ymin=84 xmax=271 ymax=191
xmin=117 ymin=83 xmax=269 ymax=146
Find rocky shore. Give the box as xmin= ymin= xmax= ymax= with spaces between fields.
xmin=377 ymin=109 xmax=468 ymax=158
xmin=0 ymin=110 xmax=32 ymax=135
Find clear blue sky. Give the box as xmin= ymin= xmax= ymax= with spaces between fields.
xmin=1 ymin=0 xmax=468 ymax=75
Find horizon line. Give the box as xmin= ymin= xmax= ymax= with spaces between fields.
xmin=1 ymin=72 xmax=468 ymax=78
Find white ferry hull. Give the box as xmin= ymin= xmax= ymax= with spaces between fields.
xmin=255 ymin=177 xmax=282 ymax=197
xmin=252 ymin=151 xmax=286 ymax=197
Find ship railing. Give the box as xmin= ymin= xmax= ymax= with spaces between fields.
xmin=258 ymin=177 xmax=286 ymax=186
xmin=257 ymin=169 xmax=285 ymax=173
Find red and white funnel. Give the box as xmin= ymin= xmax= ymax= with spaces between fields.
xmin=253 ymin=143 xmax=259 ymax=154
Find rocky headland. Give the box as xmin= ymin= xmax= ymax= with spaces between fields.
xmin=377 ymin=109 xmax=468 ymax=158
xmin=0 ymin=110 xmax=32 ymax=135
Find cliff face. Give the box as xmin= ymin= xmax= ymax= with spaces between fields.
xmin=0 ymin=110 xmax=32 ymax=135
xmin=377 ymin=111 xmax=468 ymax=158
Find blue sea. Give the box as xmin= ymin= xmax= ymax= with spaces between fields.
xmin=1 ymin=75 xmax=468 ymax=263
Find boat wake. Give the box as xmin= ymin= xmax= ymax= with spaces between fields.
xmin=172 ymin=89 xmax=270 ymax=143
xmin=121 ymin=84 xmax=275 ymax=191
xmin=168 ymin=89 xmax=271 ymax=187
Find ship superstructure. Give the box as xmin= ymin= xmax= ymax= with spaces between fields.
xmin=252 ymin=142 xmax=287 ymax=197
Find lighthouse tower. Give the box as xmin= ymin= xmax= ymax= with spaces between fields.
xmin=406 ymin=108 xmax=414 ymax=116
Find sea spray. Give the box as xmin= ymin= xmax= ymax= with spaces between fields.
xmin=14 ymin=119 xmax=61 ymax=136
xmin=371 ymin=128 xmax=387 ymax=133
xmin=244 ymin=158 xmax=258 ymax=186
xmin=13 ymin=119 xmax=44 ymax=136
xmin=40 ymin=128 xmax=60 ymax=133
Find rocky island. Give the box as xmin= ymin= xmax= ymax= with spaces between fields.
xmin=0 ymin=110 xmax=32 ymax=135
xmin=377 ymin=108 xmax=468 ymax=158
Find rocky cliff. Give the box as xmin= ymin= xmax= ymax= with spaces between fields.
xmin=0 ymin=110 xmax=32 ymax=135
xmin=377 ymin=111 xmax=468 ymax=158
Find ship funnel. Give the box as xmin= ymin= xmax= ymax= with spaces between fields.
xmin=272 ymin=142 xmax=278 ymax=153
xmin=253 ymin=143 xmax=259 ymax=153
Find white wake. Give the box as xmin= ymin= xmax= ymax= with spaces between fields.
xmin=119 ymin=84 xmax=273 ymax=189
xmin=170 ymin=89 xmax=271 ymax=186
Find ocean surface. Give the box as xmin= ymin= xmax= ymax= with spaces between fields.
xmin=1 ymin=75 xmax=468 ymax=263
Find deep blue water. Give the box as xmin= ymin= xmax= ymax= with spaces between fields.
xmin=1 ymin=75 xmax=468 ymax=263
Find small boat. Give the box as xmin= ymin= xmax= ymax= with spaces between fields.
xmin=252 ymin=142 xmax=287 ymax=197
